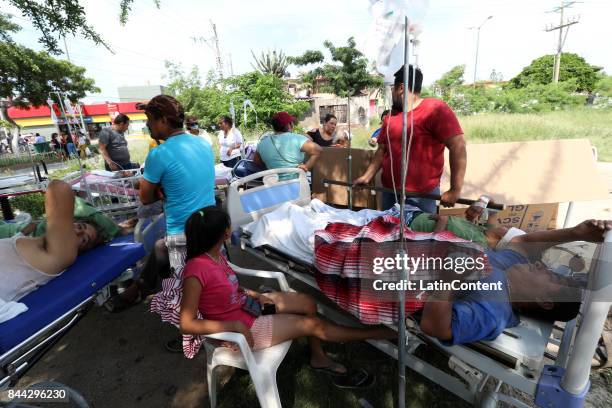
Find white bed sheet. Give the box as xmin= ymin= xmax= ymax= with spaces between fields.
xmin=244 ymin=199 xmax=395 ymax=263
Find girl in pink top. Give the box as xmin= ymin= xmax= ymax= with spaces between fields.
xmin=179 ymin=207 xmax=394 ymax=376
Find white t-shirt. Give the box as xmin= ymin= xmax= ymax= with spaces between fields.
xmin=217 ymin=128 xmax=243 ymax=161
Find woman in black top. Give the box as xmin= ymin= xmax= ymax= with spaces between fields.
xmin=307 ymin=114 xmax=338 ymax=147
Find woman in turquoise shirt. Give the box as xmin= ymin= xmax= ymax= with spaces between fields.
xmin=253 ymin=112 xmax=322 ymax=175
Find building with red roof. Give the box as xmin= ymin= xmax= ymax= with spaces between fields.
xmin=7 ymin=101 xmax=147 ymax=139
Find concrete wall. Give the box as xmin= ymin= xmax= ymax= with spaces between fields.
xmin=299 ymin=95 xmax=371 ymax=129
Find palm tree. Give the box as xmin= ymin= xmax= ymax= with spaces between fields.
xmin=251 ymin=49 xmax=289 ymax=77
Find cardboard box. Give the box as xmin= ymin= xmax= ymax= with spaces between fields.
xmin=312 ymin=147 xmax=376 ymax=208
xmin=440 ymin=203 xmax=559 ymax=232
xmin=442 ymin=139 xmax=608 ymax=205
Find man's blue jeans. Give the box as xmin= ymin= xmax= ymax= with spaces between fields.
xmin=381 ymin=186 xmax=440 ymax=214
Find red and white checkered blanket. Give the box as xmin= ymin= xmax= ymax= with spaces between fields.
xmin=314 ymin=215 xmax=491 ymax=325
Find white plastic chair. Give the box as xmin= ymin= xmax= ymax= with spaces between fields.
xmin=205 ymin=262 xmax=292 ymax=408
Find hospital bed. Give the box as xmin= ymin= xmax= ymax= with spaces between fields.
xmin=64 ymin=170 xmax=141 ymax=222
xmin=227 ymin=167 xmax=612 ymax=407
xmin=0 ymin=212 xmax=167 ymax=392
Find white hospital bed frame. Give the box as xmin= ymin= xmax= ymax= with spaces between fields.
xmin=227 ymin=168 xmax=612 ymax=408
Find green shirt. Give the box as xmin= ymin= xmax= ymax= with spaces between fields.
xmin=410 ymin=213 xmax=489 ymax=247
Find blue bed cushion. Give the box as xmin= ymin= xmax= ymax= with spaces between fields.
xmin=0 ymin=235 xmax=145 ymax=354
xmin=240 ymin=182 xmax=300 ymax=213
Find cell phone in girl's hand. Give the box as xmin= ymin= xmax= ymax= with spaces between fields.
xmin=262 ymin=303 xmax=277 ymax=315
xmin=241 ymin=295 xmax=262 ymax=317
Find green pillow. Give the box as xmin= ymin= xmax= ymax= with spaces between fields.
xmin=33 ymin=197 xmax=121 ymax=242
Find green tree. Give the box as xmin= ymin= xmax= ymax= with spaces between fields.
xmin=251 ymin=49 xmax=289 ymax=78
xmin=165 ymin=65 xmax=310 ymax=131
xmin=164 ymin=61 xmax=204 ymax=113
xmin=595 ymin=75 xmax=612 ymax=97
xmin=226 ymin=72 xmax=310 ymax=125
xmin=432 ymin=65 xmax=465 ymax=100
xmin=289 ymin=37 xmax=383 ymax=97
xmin=0 ymin=14 xmax=98 ymax=134
xmin=509 ymin=53 xmax=602 ymax=92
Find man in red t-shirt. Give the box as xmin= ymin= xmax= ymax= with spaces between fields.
xmin=354 ymin=65 xmax=466 ymax=213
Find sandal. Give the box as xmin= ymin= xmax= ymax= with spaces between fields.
xmin=103 ymin=286 xmax=143 ymax=313
xmin=332 ymin=369 xmax=375 ymax=389
xmin=309 ymin=361 xmax=347 ymax=376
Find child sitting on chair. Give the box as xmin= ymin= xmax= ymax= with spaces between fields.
xmin=179 ymin=206 xmax=395 ymax=376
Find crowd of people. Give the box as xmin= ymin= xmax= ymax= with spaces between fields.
xmin=1 ymin=65 xmax=611 ymax=391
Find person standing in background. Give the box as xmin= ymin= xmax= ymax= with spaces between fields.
xmin=98 ymin=114 xmax=139 ymax=170
xmin=217 ymin=115 xmax=243 ymax=168
xmin=185 ymin=116 xmax=212 ymax=146
xmin=307 ymin=114 xmax=338 ymax=147
xmin=368 ymin=110 xmax=390 ymax=147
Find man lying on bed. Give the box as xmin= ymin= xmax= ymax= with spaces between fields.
xmin=0 ymin=180 xmax=105 ymax=303
xmin=418 ymin=219 xmax=611 ymax=345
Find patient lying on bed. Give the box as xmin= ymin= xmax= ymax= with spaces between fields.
xmin=418 ymin=219 xmax=611 ymax=345
xmin=247 ymin=199 xmax=523 ymax=263
xmin=0 ymin=180 xmax=105 ymax=302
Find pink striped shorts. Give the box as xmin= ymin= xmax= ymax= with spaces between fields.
xmin=250 ymin=315 xmax=274 ymax=350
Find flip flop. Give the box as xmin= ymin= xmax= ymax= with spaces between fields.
xmin=103 ymin=286 xmax=143 ymax=313
xmin=332 ymin=369 xmax=375 ymax=389
xmin=309 ymin=361 xmax=347 ymax=376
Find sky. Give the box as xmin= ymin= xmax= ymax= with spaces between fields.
xmin=5 ymin=0 xmax=612 ymax=103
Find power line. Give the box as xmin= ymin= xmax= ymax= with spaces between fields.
xmin=545 ymin=1 xmax=581 ymax=83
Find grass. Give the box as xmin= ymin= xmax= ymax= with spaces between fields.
xmin=349 ymin=108 xmax=612 ymax=162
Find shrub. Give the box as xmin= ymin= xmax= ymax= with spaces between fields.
xmin=9 ymin=192 xmax=45 ymax=219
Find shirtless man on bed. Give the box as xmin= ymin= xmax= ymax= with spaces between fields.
xmin=419 ymin=219 xmax=611 ymax=345
xmin=0 ymin=180 xmax=102 ymax=302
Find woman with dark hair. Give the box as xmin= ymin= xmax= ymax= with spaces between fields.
xmin=179 ymin=206 xmax=394 ymax=377
xmin=217 ymin=115 xmax=243 ymax=168
xmin=307 ymin=113 xmax=339 ymax=147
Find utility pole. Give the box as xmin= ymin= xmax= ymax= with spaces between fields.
xmin=63 ymin=36 xmax=71 ymax=62
xmin=228 ymin=53 xmax=234 ymax=76
xmin=469 ymin=16 xmax=493 ymax=88
xmin=546 ymin=1 xmax=580 ymax=83
xmin=210 ymin=21 xmax=224 ymax=79
xmin=191 ymin=21 xmax=224 ymax=79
